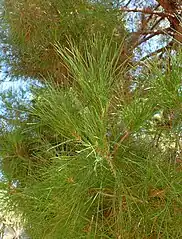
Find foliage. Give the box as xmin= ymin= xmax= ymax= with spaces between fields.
xmin=0 ymin=0 xmax=182 ymax=238
xmin=0 ymin=37 xmax=182 ymax=238
xmin=0 ymin=0 xmax=126 ymax=82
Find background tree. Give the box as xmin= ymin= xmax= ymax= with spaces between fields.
xmin=0 ymin=0 xmax=126 ymax=83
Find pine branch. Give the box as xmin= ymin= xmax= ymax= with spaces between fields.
xmin=156 ymin=0 xmax=182 ymax=43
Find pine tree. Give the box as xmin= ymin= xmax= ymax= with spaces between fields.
xmin=0 ymin=0 xmax=126 ymax=83
xmin=0 ymin=1 xmax=182 ymax=238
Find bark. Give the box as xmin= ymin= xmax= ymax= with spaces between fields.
xmin=156 ymin=0 xmax=182 ymax=43
xmin=121 ymin=0 xmax=182 ymax=58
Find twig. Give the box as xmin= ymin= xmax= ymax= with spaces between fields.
xmin=120 ymin=7 xmax=173 ymax=18
xmin=124 ymin=0 xmax=132 ymax=8
xmin=132 ymin=27 xmax=171 ymax=49
xmin=138 ymin=41 xmax=173 ymax=62
xmin=112 ymin=131 xmax=130 ymax=159
xmin=136 ymin=28 xmax=171 ymax=35
xmin=150 ymin=17 xmax=164 ymax=31
xmin=145 ymin=4 xmax=160 ymax=24
xmin=103 ymin=131 xmax=130 ymax=177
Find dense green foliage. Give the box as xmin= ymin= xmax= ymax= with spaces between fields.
xmin=0 ymin=0 xmax=182 ymax=238
xmin=0 ymin=38 xmax=182 ymax=238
